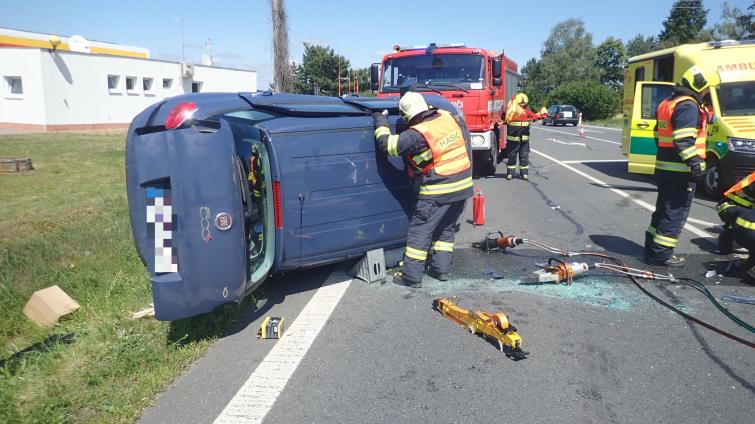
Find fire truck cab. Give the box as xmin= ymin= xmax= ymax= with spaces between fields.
xmin=371 ymin=43 xmax=519 ymax=176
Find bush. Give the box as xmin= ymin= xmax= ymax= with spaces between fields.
xmin=546 ymin=81 xmax=620 ymax=120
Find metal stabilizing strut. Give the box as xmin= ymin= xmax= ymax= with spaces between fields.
xmin=433 ymin=298 xmax=528 ymax=360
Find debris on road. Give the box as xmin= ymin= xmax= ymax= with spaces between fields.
xmin=721 ymin=294 xmax=755 ymax=305
xmin=258 ymin=316 xmax=285 ymax=339
xmin=131 ymin=303 xmax=155 ymax=319
xmin=23 ymin=285 xmax=80 ymax=326
xmin=481 ymin=268 xmax=503 ymax=279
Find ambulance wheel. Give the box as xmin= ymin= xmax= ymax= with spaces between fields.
xmin=701 ymin=156 xmax=723 ymax=199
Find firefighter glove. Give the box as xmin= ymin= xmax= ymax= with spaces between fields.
xmin=691 ymin=163 xmax=705 ymax=181
xmin=372 ymin=112 xmax=389 ymax=128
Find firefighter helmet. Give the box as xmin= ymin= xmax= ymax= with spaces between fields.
xmin=399 ymin=92 xmax=429 ymax=122
xmin=515 ymin=93 xmax=529 ymax=105
xmin=680 ymin=66 xmax=720 ymax=94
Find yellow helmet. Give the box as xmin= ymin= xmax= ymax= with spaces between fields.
xmin=399 ymin=92 xmax=429 ymax=122
xmin=680 ymin=66 xmax=720 ymax=93
xmin=515 ymin=93 xmax=529 ymax=105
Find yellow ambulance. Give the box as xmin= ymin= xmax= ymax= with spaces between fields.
xmin=622 ymin=41 xmax=755 ymax=196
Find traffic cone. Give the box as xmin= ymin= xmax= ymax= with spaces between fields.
xmin=577 ymin=112 xmax=585 ymax=138
xmin=473 ymin=189 xmax=485 ymax=226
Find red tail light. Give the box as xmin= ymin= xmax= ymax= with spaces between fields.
xmin=165 ymin=102 xmax=198 ymax=129
xmin=273 ymin=180 xmax=283 ymax=229
xmin=554 ymin=113 xmax=560 ymax=119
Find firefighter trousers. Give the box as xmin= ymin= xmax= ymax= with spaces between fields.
xmin=645 ymin=173 xmax=696 ymax=261
xmin=506 ymin=141 xmax=530 ymax=177
xmin=401 ymin=198 xmax=466 ymax=284
xmin=733 ymin=208 xmax=755 ymax=268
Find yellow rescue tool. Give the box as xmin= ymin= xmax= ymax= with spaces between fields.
xmin=433 ymin=298 xmax=528 ymax=360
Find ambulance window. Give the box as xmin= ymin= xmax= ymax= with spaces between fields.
xmin=653 ymin=56 xmax=674 ymax=82
xmin=641 ymin=85 xmax=674 ymax=119
xmin=635 ymin=67 xmax=645 ymax=83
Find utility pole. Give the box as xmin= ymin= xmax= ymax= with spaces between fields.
xmin=271 ymin=0 xmax=293 ymax=92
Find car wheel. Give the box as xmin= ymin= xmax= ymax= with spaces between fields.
xmin=484 ymin=133 xmax=498 ymax=176
xmin=702 ymin=156 xmax=721 ymax=198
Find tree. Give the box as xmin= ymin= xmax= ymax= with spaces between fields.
xmin=626 ymin=34 xmax=656 ymax=58
xmin=658 ymin=0 xmax=710 ymax=48
xmin=292 ymin=43 xmax=350 ymax=96
xmin=271 ymin=0 xmax=293 ymax=92
xmin=712 ymin=1 xmax=755 ymax=40
xmin=529 ymin=19 xmax=599 ymax=97
xmin=596 ymin=37 xmax=626 ymax=92
xmin=547 ymin=81 xmax=621 ymax=120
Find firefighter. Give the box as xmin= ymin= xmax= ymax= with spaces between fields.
xmin=373 ymin=92 xmax=473 ymax=288
xmin=717 ymin=172 xmax=755 ymax=254
xmin=644 ymin=66 xmax=719 ymax=267
xmin=502 ymin=93 xmax=545 ymax=180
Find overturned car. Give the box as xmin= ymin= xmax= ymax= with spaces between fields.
xmin=126 ymin=92 xmax=470 ymax=320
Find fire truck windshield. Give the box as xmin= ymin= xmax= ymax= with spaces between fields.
xmin=381 ymin=54 xmax=485 ymax=93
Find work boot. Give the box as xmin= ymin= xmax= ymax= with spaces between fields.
xmin=645 ymin=255 xmax=686 ymax=268
xmin=505 ymin=172 xmax=513 ymax=180
xmin=718 ymin=230 xmax=734 ymax=255
xmin=521 ymin=173 xmax=529 ymax=181
xmin=427 ymin=269 xmax=448 ymax=281
xmin=393 ymin=273 xmax=421 ymax=288
xmin=747 ymin=266 xmax=755 ymax=284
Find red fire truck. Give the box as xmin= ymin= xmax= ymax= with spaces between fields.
xmin=370 ymin=43 xmax=519 ymax=175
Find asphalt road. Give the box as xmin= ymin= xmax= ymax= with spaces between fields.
xmin=139 ymin=123 xmax=755 ymax=424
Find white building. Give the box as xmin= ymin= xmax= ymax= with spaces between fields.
xmin=0 ymin=29 xmax=257 ymax=131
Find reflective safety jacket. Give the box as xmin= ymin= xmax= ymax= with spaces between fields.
xmin=717 ymin=171 xmax=755 ymax=224
xmin=375 ymin=110 xmax=473 ymax=204
xmin=504 ymin=99 xmax=539 ymax=126
xmin=655 ymin=95 xmax=707 ymax=174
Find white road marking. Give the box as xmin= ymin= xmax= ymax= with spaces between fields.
xmin=214 ymin=277 xmax=352 ymax=424
xmin=547 ymin=137 xmax=586 ymax=147
xmin=530 ymin=147 xmax=713 ymax=239
xmin=562 ymin=159 xmax=627 ymax=164
xmin=534 ymin=126 xmax=621 ymax=145
xmin=583 ymin=124 xmax=622 ymax=131
xmin=583 ymin=128 xmax=603 ymax=134
xmin=687 ymin=217 xmax=719 ymax=227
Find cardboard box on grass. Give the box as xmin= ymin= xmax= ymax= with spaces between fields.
xmin=23 ymin=285 xmax=80 ymax=326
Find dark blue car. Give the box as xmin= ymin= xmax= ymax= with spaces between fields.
xmin=126 ymin=92 xmax=468 ymax=320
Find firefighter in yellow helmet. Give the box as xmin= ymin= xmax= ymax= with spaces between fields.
xmin=373 ymin=92 xmax=473 ymax=288
xmin=645 ymin=66 xmax=720 ymax=267
xmin=502 ymin=93 xmax=546 ymax=180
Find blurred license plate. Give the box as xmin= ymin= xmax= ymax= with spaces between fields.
xmin=562 ymin=111 xmax=573 ymax=118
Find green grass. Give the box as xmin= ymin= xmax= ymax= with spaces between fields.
xmin=584 ymin=117 xmax=624 ymax=129
xmin=0 ymin=132 xmax=254 ymax=423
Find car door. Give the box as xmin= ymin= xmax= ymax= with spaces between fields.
xmin=126 ymin=117 xmax=251 ymax=321
xmin=628 ymin=82 xmax=674 ymax=174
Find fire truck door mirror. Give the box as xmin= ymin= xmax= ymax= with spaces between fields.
xmin=370 ymin=63 xmax=380 ymax=91
xmin=492 ymin=58 xmax=502 ymax=79
xmin=493 ymin=78 xmax=502 ymax=87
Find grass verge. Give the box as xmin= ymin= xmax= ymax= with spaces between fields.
xmin=0 ymin=132 xmax=251 ymax=423
xmin=584 ymin=117 xmax=623 ymax=129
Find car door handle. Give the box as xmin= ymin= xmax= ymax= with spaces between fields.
xmin=637 ymin=122 xmax=650 ymax=128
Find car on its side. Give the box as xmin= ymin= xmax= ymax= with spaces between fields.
xmin=542 ymin=105 xmax=579 ymax=126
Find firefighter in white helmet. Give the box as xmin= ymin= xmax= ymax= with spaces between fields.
xmin=373 ymin=92 xmax=473 ymax=288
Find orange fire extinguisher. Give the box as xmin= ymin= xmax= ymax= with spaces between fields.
xmin=473 ymin=189 xmax=485 ymax=226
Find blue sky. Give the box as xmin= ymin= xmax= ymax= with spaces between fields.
xmin=1 ymin=0 xmax=748 ymax=88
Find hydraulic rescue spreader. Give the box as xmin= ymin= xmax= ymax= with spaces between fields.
xmin=433 ymin=298 xmax=528 ymax=360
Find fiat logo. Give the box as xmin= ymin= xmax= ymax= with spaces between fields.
xmin=215 ymin=212 xmax=233 ymax=231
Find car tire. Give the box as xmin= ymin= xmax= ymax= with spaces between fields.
xmin=483 ymin=133 xmax=498 ymax=176
xmin=702 ymin=156 xmax=722 ymax=198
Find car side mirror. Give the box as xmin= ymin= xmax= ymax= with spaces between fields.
xmin=370 ymin=63 xmax=380 ymax=92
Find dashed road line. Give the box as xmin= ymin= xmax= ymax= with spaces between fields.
xmin=533 ymin=126 xmax=621 ymax=145
xmin=547 ymin=137 xmax=586 ymax=147
xmin=214 ymin=277 xmax=352 ymax=424
xmin=530 ymin=147 xmax=713 ymax=239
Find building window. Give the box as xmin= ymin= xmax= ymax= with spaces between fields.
xmin=163 ymin=78 xmax=173 ymax=89
xmin=192 ymin=81 xmax=202 ymax=93
xmin=108 ymin=75 xmax=121 ymax=94
xmin=126 ymin=76 xmax=138 ymax=94
xmin=143 ymin=77 xmax=154 ymax=95
xmin=5 ymin=76 xmax=23 ymax=98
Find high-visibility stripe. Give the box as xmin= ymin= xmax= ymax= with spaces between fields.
xmin=387 ymin=135 xmax=399 ymax=156
xmin=716 ymin=202 xmax=734 ymax=213
xmin=672 ymin=128 xmax=698 ymax=139
xmin=375 ymin=126 xmax=390 ymax=138
xmin=521 ymin=135 xmax=530 ymax=141
xmin=653 ymin=233 xmax=678 ymax=248
xmin=506 ymin=135 xmax=520 ymax=141
xmin=655 ymin=160 xmax=690 ymax=173
xmin=729 ymin=193 xmax=754 ymax=208
xmin=508 ymin=121 xmax=531 ymax=127
xmin=735 ymin=217 xmax=755 ymax=230
xmin=405 ymin=246 xmax=428 ymax=261
xmin=678 ymin=145 xmax=699 ymax=161
xmin=507 ymin=165 xmax=517 ymax=169
xmin=432 ymin=240 xmax=454 ymax=252
xmin=520 ymin=165 xmax=529 ymax=169
xmin=412 ymin=149 xmax=433 ymax=165
xmin=419 ymin=176 xmax=473 ymax=195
